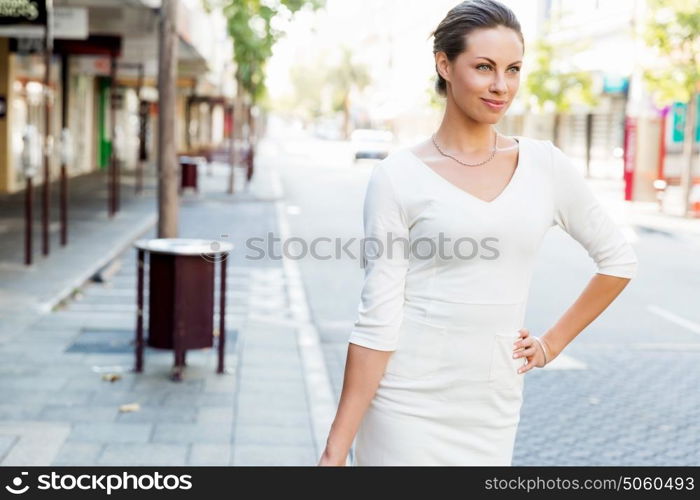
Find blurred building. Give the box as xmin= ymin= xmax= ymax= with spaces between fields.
xmin=516 ymin=0 xmax=698 ymax=203
xmin=0 ymin=0 xmax=235 ymax=195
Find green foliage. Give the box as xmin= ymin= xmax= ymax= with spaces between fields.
xmin=287 ymin=61 xmax=328 ymax=120
xmin=212 ymin=0 xmax=325 ymax=103
xmin=270 ymin=45 xmax=371 ymax=126
xmin=522 ymin=38 xmax=598 ymax=113
xmin=639 ymin=0 xmax=700 ymax=106
xmin=425 ymin=76 xmax=444 ymax=111
xmin=326 ymin=46 xmax=371 ymax=112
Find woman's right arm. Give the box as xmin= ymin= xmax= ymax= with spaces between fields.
xmin=318 ymin=344 xmax=393 ymax=465
xmin=319 ymin=163 xmax=410 ymax=466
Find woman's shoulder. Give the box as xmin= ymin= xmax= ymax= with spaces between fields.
xmin=517 ymin=135 xmax=564 ymax=178
xmin=372 ymin=138 xmax=431 ymax=177
xmin=370 ymin=146 xmax=420 ymax=179
xmin=516 ymin=134 xmax=553 ymax=155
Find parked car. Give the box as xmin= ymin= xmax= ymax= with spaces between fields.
xmin=350 ymin=128 xmax=395 ymax=161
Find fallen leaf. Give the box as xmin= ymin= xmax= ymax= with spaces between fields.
xmin=101 ymin=373 xmax=122 ymax=382
xmin=119 ymin=403 xmax=140 ymax=413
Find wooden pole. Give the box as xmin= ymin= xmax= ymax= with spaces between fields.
xmin=25 ymin=176 xmax=33 ymax=266
xmin=157 ymin=0 xmax=179 ymax=238
xmin=136 ymin=62 xmax=144 ymax=194
xmin=42 ymin=1 xmax=54 ymax=256
xmin=227 ymin=105 xmax=235 ymax=194
xmin=218 ymin=256 xmax=227 ymax=374
xmin=680 ymin=92 xmax=697 ymax=217
xmin=60 ymin=53 xmax=68 ymax=246
xmin=135 ymin=248 xmax=145 ymax=373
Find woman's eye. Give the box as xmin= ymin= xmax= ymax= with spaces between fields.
xmin=477 ymin=64 xmax=521 ymax=73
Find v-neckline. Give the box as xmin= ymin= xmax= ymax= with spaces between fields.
xmin=405 ymin=136 xmax=524 ymax=206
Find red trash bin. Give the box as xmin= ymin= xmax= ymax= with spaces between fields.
xmin=133 ymin=238 xmax=234 ymax=381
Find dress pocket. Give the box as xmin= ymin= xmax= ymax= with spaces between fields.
xmin=489 ymin=332 xmax=526 ymax=389
xmin=384 ymin=316 xmax=446 ymax=380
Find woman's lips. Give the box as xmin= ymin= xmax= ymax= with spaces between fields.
xmin=481 ymin=98 xmax=506 ymax=110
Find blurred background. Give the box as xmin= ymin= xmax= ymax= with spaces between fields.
xmin=0 ymin=0 xmax=698 ymax=467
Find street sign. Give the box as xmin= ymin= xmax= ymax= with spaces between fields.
xmin=671 ymin=98 xmax=700 ymax=143
xmin=71 ymin=55 xmax=111 ymax=76
xmin=0 ymin=3 xmax=85 ymax=40
xmin=9 ymin=36 xmax=43 ymax=53
xmin=602 ymin=75 xmax=629 ymax=94
xmin=0 ymin=0 xmax=47 ymax=38
xmin=53 ymin=7 xmax=87 ymax=40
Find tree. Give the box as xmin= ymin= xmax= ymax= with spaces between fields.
xmin=640 ymin=0 xmax=700 ymax=217
xmin=205 ymin=0 xmax=323 ymax=187
xmin=288 ymin=61 xmax=328 ymax=125
xmin=207 ymin=0 xmax=325 ymax=103
xmin=327 ymin=46 xmax=371 ymax=139
xmin=522 ymin=38 xmax=598 ymax=151
xmin=426 ymin=75 xmax=444 ymax=112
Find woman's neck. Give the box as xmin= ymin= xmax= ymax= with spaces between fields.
xmin=435 ymin=101 xmax=497 ymax=154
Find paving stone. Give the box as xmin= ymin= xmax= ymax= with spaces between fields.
xmin=0 ymin=404 xmax=43 ymax=420
xmin=99 ymin=443 xmax=188 ymax=465
xmin=231 ymin=444 xmax=315 ymax=466
xmin=0 ymin=435 xmax=16 ymax=461
xmin=0 ymin=390 xmax=92 ymax=406
xmin=235 ymin=408 xmax=310 ymax=427
xmin=234 ymin=424 xmax=313 ymax=447
xmin=116 ymin=405 xmax=199 ymax=424
xmin=197 ymin=407 xmax=234 ymax=424
xmin=89 ymin=390 xmax=164 ymax=406
xmin=51 ymin=442 xmax=103 ymax=465
xmin=237 ymin=391 xmax=308 ymax=412
xmin=160 ymin=392 xmax=235 ymax=407
xmin=0 ymin=422 xmax=71 ymax=466
xmin=188 ymin=444 xmax=232 ymax=465
xmin=38 ymin=405 xmax=119 ymax=423
xmin=152 ymin=423 xmax=232 ymax=444
xmin=67 ymin=423 xmax=153 ymax=443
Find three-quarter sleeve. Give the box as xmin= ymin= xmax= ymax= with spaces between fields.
xmin=549 ymin=141 xmax=638 ymax=279
xmin=348 ymin=164 xmax=410 ymax=351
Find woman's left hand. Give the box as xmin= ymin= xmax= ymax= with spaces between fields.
xmin=512 ymin=328 xmax=547 ymax=374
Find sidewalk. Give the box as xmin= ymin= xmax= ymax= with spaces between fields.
xmin=0 ymin=149 xmax=334 ymax=466
xmin=0 ymin=168 xmax=158 ymax=334
xmin=569 ymin=157 xmax=700 ymax=246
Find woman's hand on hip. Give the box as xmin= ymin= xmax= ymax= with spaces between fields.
xmin=512 ymin=328 xmax=548 ymax=374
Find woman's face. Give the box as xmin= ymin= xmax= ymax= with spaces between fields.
xmin=437 ymin=26 xmax=523 ymax=123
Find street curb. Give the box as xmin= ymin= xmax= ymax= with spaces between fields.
xmin=276 ymin=199 xmax=337 ymax=463
xmin=264 ymin=154 xmax=338 ymax=464
xmin=37 ymin=212 xmax=158 ymax=315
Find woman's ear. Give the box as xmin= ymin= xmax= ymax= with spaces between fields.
xmin=435 ymin=52 xmax=451 ymax=85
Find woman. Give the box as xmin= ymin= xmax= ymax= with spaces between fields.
xmin=318 ymin=0 xmax=638 ymax=466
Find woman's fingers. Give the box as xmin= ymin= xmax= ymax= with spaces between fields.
xmin=513 ymin=330 xmax=533 ymax=353
xmin=518 ymin=356 xmax=537 ymax=374
xmin=513 ymin=344 xmax=536 ymax=359
xmin=513 ymin=328 xmax=547 ymax=372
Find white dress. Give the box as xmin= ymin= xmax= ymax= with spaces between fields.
xmin=348 ymin=136 xmax=638 ymax=466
